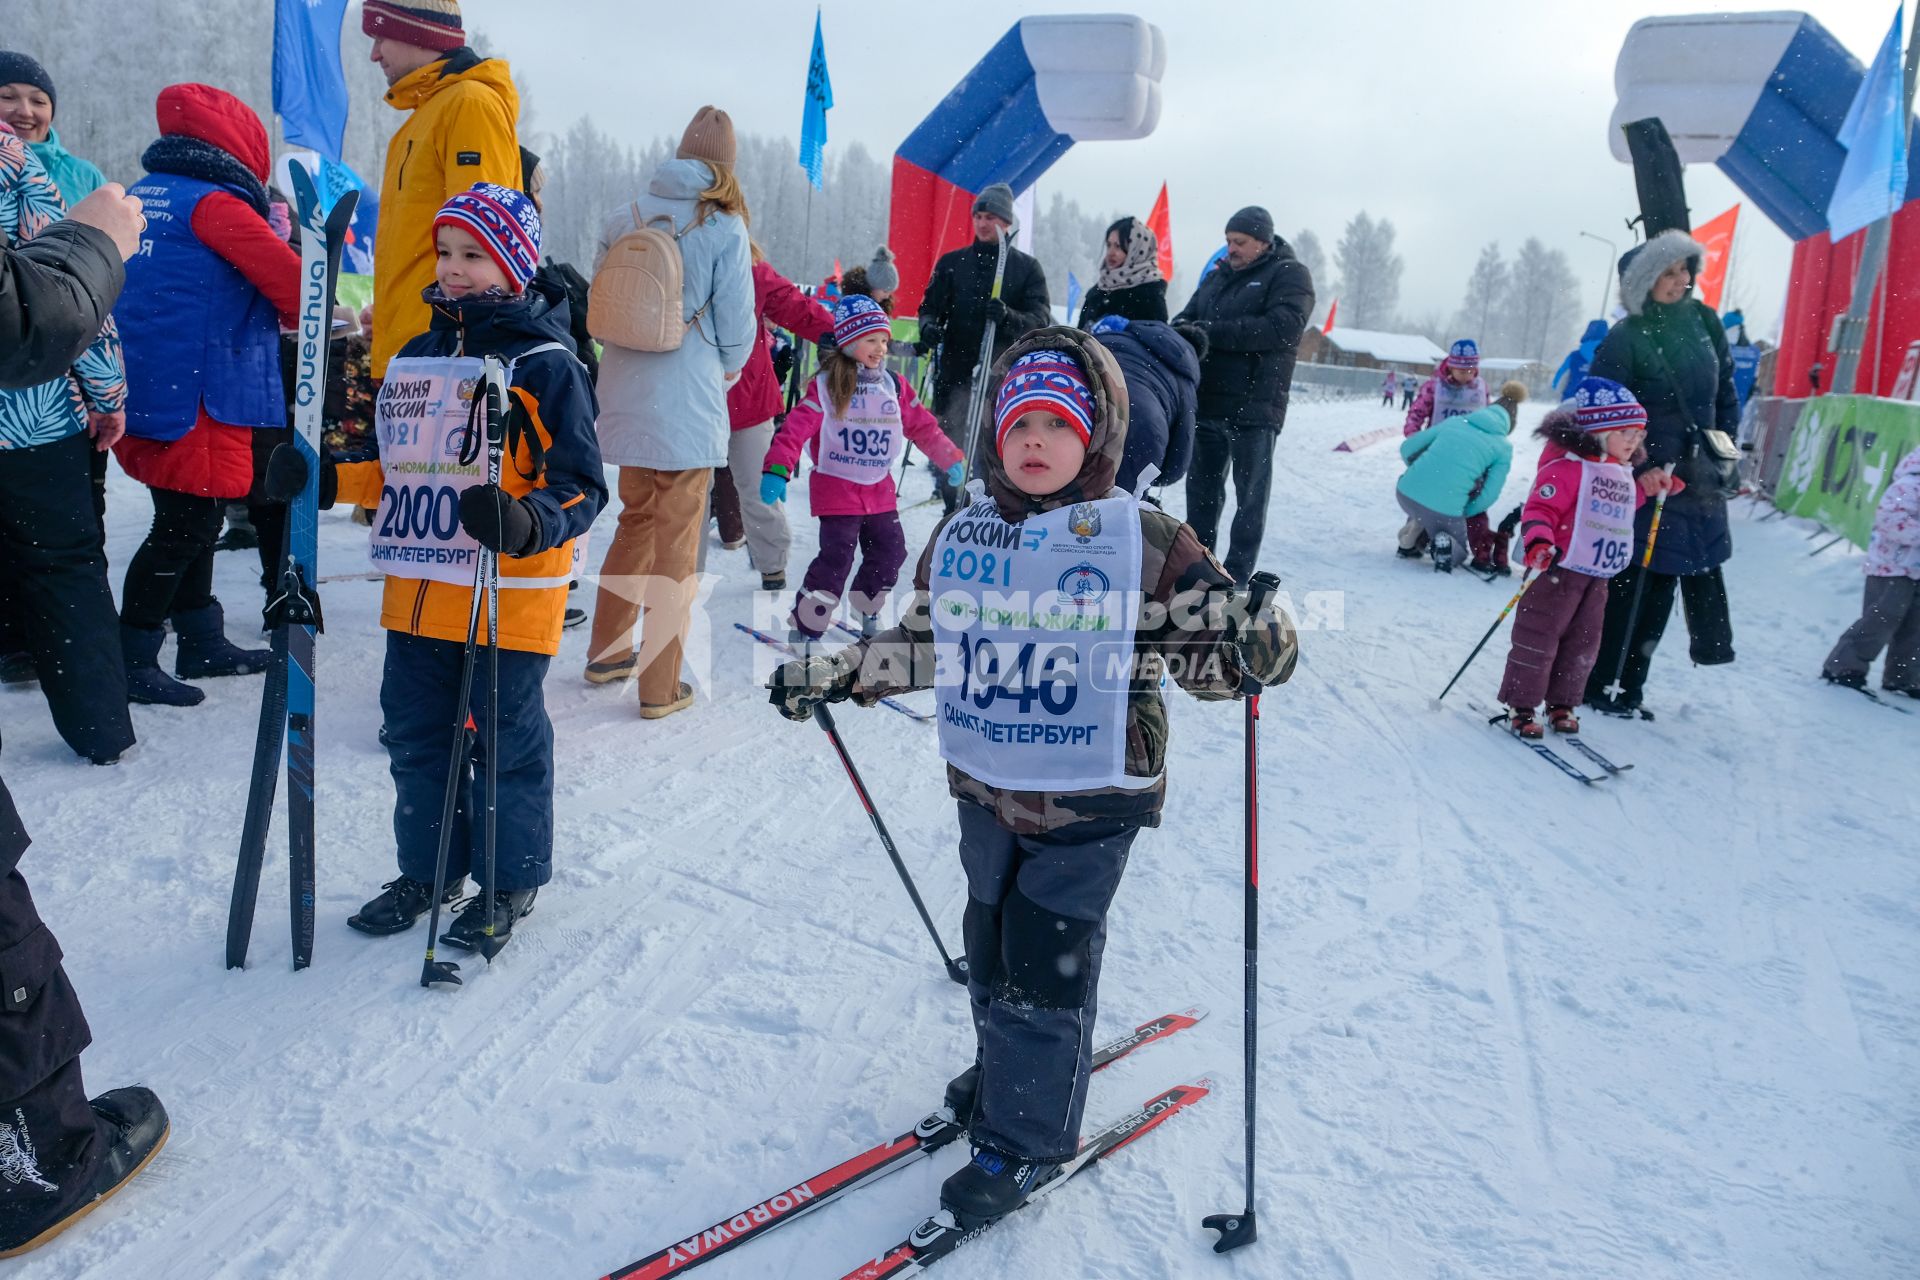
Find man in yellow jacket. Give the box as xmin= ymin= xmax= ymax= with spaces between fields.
xmin=364 ymin=0 xmax=521 ymax=379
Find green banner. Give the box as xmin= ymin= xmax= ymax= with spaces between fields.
xmin=1774 ymin=395 xmax=1920 ymax=548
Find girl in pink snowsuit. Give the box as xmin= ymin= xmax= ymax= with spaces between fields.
xmin=762 ymin=295 xmax=964 ymax=638
xmin=1497 ymin=377 xmax=1680 ymax=737
xmin=1403 ymin=338 xmax=1488 ymax=436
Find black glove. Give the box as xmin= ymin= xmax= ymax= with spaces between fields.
xmin=918 ymin=320 xmax=944 ymax=350
xmin=261 ymin=442 xmax=337 ymax=509
xmin=767 ymin=654 xmax=854 ymax=723
xmin=984 ymin=298 xmax=1010 ymax=326
xmin=458 ymin=483 xmax=539 ymax=555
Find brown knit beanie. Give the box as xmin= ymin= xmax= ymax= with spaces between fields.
xmin=676 ymin=106 xmax=737 ymax=167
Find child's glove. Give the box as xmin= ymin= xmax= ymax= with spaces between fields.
xmin=760 ymin=472 xmax=788 ymax=505
xmin=459 ymin=483 xmax=539 ymax=555
xmin=768 ymin=652 xmax=855 ymax=722
xmin=944 ymin=461 xmax=966 ymax=488
xmin=1524 ymin=542 xmax=1557 ymax=571
xmin=261 ymin=443 xmax=338 ymax=509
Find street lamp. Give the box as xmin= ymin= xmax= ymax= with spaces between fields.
xmin=1579 ymin=231 xmax=1618 ymax=319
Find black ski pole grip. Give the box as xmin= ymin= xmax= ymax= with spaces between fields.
xmin=1237 ymin=571 xmax=1283 ymax=696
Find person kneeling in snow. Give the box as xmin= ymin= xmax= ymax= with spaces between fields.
xmin=1395 ymin=381 xmax=1527 ymax=571
xmin=765 ymin=328 xmax=1298 ymax=1224
xmin=264 ymin=184 xmax=604 ymax=952
xmin=1496 ymin=378 xmax=1678 ymax=737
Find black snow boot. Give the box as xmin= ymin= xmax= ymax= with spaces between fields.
xmin=1822 ymin=670 xmax=1867 ymax=691
xmin=173 ymin=601 xmax=271 ymax=679
xmin=0 ymin=650 xmax=37 ymax=687
xmin=438 ymin=888 xmax=537 ymax=953
xmin=1430 ymin=532 xmax=1455 ymax=573
xmin=939 ymin=1146 xmax=1059 ymax=1226
xmin=944 ymin=1061 xmax=982 ymax=1123
xmin=121 ymin=624 xmax=204 ymax=707
xmin=0 ymin=1087 xmax=169 ymax=1259
xmin=348 ymin=875 xmax=464 ymax=936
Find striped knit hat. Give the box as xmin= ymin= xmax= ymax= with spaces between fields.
xmin=362 ymin=0 xmax=465 ymax=53
xmin=832 ymin=295 xmax=891 ymax=349
xmin=434 ymin=183 xmax=542 ymax=292
xmin=1571 ymin=376 xmax=1648 ymax=433
xmin=994 ymin=350 xmax=1095 ymax=452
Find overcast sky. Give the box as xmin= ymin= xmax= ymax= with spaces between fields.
xmin=465 ymin=0 xmax=1893 ymax=345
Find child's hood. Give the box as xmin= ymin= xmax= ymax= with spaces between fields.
xmin=980 ymin=325 xmax=1131 ymax=523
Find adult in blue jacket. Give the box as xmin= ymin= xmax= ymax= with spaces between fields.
xmin=1086 ymin=314 xmax=1205 ymax=492
xmin=1396 ymin=398 xmax=1519 ymax=569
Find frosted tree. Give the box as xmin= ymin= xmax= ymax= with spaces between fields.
xmin=1292 ymin=228 xmax=1328 ymax=323
xmin=1334 ymin=212 xmax=1403 ymax=330
xmin=1452 ymin=243 xmax=1510 ymax=348
xmin=1503 ymin=239 xmax=1583 ymax=362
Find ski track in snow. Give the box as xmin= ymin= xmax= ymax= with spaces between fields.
xmin=4 ymin=399 xmax=1916 ymax=1279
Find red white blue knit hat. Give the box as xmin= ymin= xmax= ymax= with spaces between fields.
xmin=1448 ymin=338 xmax=1480 ymax=369
xmin=434 ymin=183 xmax=542 ymax=292
xmin=363 ymin=0 xmax=465 ymax=53
xmin=832 ymin=295 xmax=892 ymax=348
xmin=994 ymin=350 xmax=1095 ymax=452
xmin=1571 ymin=376 xmax=1649 ymax=433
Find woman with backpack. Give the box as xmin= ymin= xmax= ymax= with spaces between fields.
xmin=582 ymin=106 xmax=755 ymax=719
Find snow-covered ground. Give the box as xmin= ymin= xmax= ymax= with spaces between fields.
xmin=5 ymin=398 xmax=1915 ymax=1279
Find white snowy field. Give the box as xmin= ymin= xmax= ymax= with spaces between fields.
xmin=3 ymin=397 xmax=1916 ymax=1280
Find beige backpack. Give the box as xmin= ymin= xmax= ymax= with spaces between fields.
xmin=587 ymin=203 xmax=709 ymax=352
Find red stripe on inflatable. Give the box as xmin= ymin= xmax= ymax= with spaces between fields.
xmin=888 ymin=159 xmax=984 ymax=319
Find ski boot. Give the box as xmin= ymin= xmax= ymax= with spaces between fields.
xmin=1547 ymin=705 xmax=1580 ymax=734
xmin=943 ymin=1060 xmax=982 ymax=1125
xmin=1504 ymin=706 xmax=1544 ymax=739
xmin=761 ymin=571 xmax=787 ymax=592
xmin=121 ymin=624 xmax=204 ymax=707
xmin=172 ymin=601 xmax=271 ymax=679
xmin=0 ymin=650 xmax=37 ymax=687
xmin=439 ymin=888 xmax=537 ymax=956
xmin=0 ymin=1087 xmax=170 ymax=1259
xmin=1430 ymin=532 xmax=1455 ymax=573
xmin=1821 ymin=670 xmax=1866 ymax=691
xmin=939 ymin=1146 xmax=1059 ymax=1227
xmin=1588 ymin=689 xmax=1651 ymax=720
xmin=348 ymin=875 xmax=465 ymax=936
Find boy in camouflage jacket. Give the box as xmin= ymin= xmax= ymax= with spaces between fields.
xmin=769 ymin=326 xmax=1296 ymax=1223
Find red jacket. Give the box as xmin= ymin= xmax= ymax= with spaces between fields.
xmin=727 ymin=259 xmax=832 ymax=430
xmin=1520 ymin=429 xmax=1679 ymax=561
xmin=114 ymin=85 xmax=299 ymax=498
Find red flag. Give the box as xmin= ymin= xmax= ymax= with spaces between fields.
xmin=832 ymin=258 xmax=844 ymax=283
xmin=1323 ymin=298 xmax=1338 ymax=334
xmin=1691 ymin=204 xmax=1740 ymax=311
xmin=1146 ymin=183 xmax=1174 ymax=281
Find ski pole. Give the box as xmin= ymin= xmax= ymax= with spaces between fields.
xmin=812 ymin=702 xmax=968 ymax=986
xmin=1433 ymin=570 xmax=1538 ymax=706
xmin=957 ymin=226 xmax=1010 ymax=485
xmin=1204 ymin=569 xmax=1280 ymax=1256
xmin=477 ymin=357 xmax=509 ymax=964
xmin=1601 ymin=465 xmax=1675 ymax=702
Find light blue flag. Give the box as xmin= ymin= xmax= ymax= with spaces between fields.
xmin=273 ymin=0 xmax=351 ymax=162
xmin=1827 ymin=5 xmax=1910 ymax=241
xmin=1066 ymin=270 xmax=1083 ymax=321
xmin=799 ymin=11 xmax=834 ymax=190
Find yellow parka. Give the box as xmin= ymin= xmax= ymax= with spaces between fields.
xmin=371 ymin=50 xmax=521 ymax=379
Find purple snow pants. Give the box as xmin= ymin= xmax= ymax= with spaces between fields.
xmin=791 ymin=511 xmax=909 ymax=637
xmin=1498 ymin=568 xmax=1612 ymax=709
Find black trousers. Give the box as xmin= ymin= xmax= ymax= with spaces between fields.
xmin=120 ymin=488 xmax=225 ymax=630
xmin=0 ymin=433 xmax=134 ymax=761
xmin=1585 ymin=563 xmax=1735 ymax=704
xmin=1184 ymin=418 xmax=1276 ymax=584
xmin=0 ymin=775 xmax=106 ymax=1245
xmin=246 ymin=426 xmax=290 ymax=609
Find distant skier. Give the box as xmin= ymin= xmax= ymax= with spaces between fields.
xmin=1402 ymin=338 xmax=1487 ymax=436
xmin=766 ymin=327 xmax=1297 ymax=1226
xmin=760 ymin=295 xmax=963 ymax=640
xmin=264 ymin=184 xmax=605 ymax=951
xmin=1401 ymin=376 xmax=1417 ymax=410
xmin=1496 ymin=378 xmax=1678 ymax=738
xmin=1821 ymin=446 xmax=1920 ymax=698
xmin=1381 ymin=370 xmax=1397 ymax=406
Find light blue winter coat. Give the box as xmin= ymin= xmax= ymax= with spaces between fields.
xmin=1397 ymin=404 xmax=1513 ymax=518
xmin=591 ymin=159 xmax=756 ymax=470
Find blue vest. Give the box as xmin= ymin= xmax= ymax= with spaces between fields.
xmin=117 ymin=173 xmax=283 ymax=440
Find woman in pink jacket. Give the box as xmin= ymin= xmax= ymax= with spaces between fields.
xmin=1496 ymin=378 xmax=1679 ymax=737
xmin=760 ymin=295 xmax=962 ymax=639
xmin=719 ymin=245 xmax=834 ymax=591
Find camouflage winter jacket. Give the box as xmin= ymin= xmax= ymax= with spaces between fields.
xmin=838 ymin=326 xmax=1298 ymax=834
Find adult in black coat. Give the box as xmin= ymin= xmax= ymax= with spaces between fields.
xmin=1584 ymin=229 xmax=1740 ymax=716
xmin=0 ymin=187 xmax=171 ymax=1262
xmin=1172 ymin=205 xmax=1315 ymax=582
xmin=917 ymin=183 xmax=1052 ymax=510
xmin=1088 ymin=314 xmax=1205 ymax=493
xmin=1078 ymin=216 xmax=1168 ymax=327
